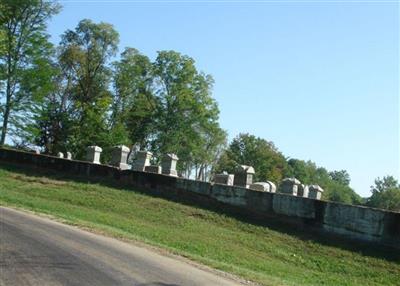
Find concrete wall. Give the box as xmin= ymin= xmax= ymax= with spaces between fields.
xmin=1 ymin=147 xmax=399 ymax=249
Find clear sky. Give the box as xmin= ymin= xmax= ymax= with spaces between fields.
xmin=49 ymin=0 xmax=399 ymax=197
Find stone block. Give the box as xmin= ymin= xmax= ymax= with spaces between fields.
xmin=233 ymin=165 xmax=255 ymax=188
xmin=86 ymin=146 xmax=102 ymax=164
xmin=249 ymin=182 xmax=270 ymax=192
xmin=161 ymin=153 xmax=179 ymax=177
xmin=279 ymin=177 xmax=301 ymax=196
xmin=145 ymin=165 xmax=162 ymax=174
xmin=132 ymin=151 xmax=152 ymax=172
xmin=308 ymin=185 xmax=324 ymax=200
xmin=298 ymin=184 xmax=309 ymax=198
xmin=266 ymin=181 xmax=277 ymax=193
xmin=110 ymin=145 xmax=130 ymax=170
xmin=66 ymin=152 xmax=72 ymax=160
xmin=214 ymin=172 xmax=234 ymax=185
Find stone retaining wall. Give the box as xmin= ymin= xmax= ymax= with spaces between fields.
xmin=0 ymin=147 xmax=399 ymax=249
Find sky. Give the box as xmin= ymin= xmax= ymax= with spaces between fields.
xmin=48 ymin=0 xmax=399 ymax=197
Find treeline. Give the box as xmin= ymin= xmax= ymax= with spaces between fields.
xmin=1 ymin=1 xmax=398 ymax=210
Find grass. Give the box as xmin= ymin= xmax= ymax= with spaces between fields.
xmin=0 ymin=163 xmax=399 ymax=286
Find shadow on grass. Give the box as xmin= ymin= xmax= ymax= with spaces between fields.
xmin=1 ymin=162 xmax=399 ymax=263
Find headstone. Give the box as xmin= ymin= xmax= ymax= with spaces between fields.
xmin=308 ymin=185 xmax=324 ymax=200
xmin=86 ymin=146 xmax=102 ymax=164
xmin=110 ymin=145 xmax=130 ymax=170
xmin=214 ymin=172 xmax=234 ymax=185
xmin=66 ymin=152 xmax=72 ymax=160
xmin=249 ymin=182 xmax=270 ymax=192
xmin=279 ymin=178 xmax=301 ymax=196
xmin=161 ymin=153 xmax=179 ymax=176
xmin=145 ymin=165 xmax=162 ymax=174
xmin=266 ymin=181 xmax=277 ymax=193
xmin=57 ymin=152 xmax=64 ymax=158
xmin=233 ymin=165 xmax=255 ymax=188
xmin=132 ymin=150 xmax=152 ymax=171
xmin=297 ymin=184 xmax=309 ymax=198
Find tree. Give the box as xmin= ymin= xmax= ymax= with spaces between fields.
xmin=58 ymin=19 xmax=119 ymax=158
xmin=367 ymin=176 xmax=400 ymax=211
xmin=214 ymin=133 xmax=288 ymax=183
xmin=111 ymin=47 xmax=154 ymax=149
xmin=0 ymin=0 xmax=61 ymax=145
xmin=329 ymin=170 xmax=351 ymax=186
xmin=151 ymin=51 xmax=225 ymax=176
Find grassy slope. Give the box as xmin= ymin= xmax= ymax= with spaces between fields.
xmin=0 ymin=163 xmax=399 ymax=286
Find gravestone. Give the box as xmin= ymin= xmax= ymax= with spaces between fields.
xmin=279 ymin=178 xmax=301 ymax=196
xmin=66 ymin=152 xmax=72 ymax=160
xmin=161 ymin=153 xmax=179 ymax=176
xmin=233 ymin=165 xmax=255 ymax=188
xmin=57 ymin=152 xmax=64 ymax=158
xmin=297 ymin=184 xmax=309 ymax=198
xmin=132 ymin=151 xmax=152 ymax=171
xmin=266 ymin=181 xmax=277 ymax=193
xmin=86 ymin=146 xmax=102 ymax=164
xmin=145 ymin=165 xmax=162 ymax=174
xmin=214 ymin=172 xmax=234 ymax=185
xmin=308 ymin=185 xmax=324 ymax=200
xmin=110 ymin=145 xmax=130 ymax=170
xmin=249 ymin=182 xmax=270 ymax=192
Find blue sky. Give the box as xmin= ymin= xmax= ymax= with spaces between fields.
xmin=49 ymin=1 xmax=399 ymax=196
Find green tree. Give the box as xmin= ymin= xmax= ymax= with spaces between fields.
xmin=111 ymin=47 xmax=155 ymax=148
xmin=329 ymin=170 xmax=351 ymax=186
xmin=58 ymin=19 xmax=119 ymax=159
xmin=214 ymin=133 xmax=288 ymax=183
xmin=151 ymin=51 xmax=225 ymax=175
xmin=0 ymin=0 xmax=61 ymax=145
xmin=367 ymin=176 xmax=400 ymax=211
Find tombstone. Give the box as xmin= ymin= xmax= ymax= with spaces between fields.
xmin=308 ymin=185 xmax=324 ymax=200
xmin=249 ymin=182 xmax=271 ymax=192
xmin=57 ymin=152 xmax=64 ymax=158
xmin=66 ymin=152 xmax=72 ymax=160
xmin=86 ymin=146 xmax=102 ymax=164
xmin=233 ymin=165 xmax=255 ymax=188
xmin=110 ymin=145 xmax=130 ymax=170
xmin=132 ymin=151 xmax=152 ymax=171
xmin=279 ymin=178 xmax=301 ymax=195
xmin=145 ymin=165 xmax=162 ymax=174
xmin=297 ymin=184 xmax=309 ymax=198
xmin=214 ymin=172 xmax=234 ymax=185
xmin=266 ymin=181 xmax=277 ymax=193
xmin=161 ymin=153 xmax=179 ymax=176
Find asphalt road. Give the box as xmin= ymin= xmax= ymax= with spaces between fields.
xmin=0 ymin=207 xmax=244 ymax=286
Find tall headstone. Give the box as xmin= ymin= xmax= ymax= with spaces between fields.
xmin=132 ymin=151 xmax=152 ymax=171
xmin=308 ymin=185 xmax=324 ymax=200
xmin=279 ymin=178 xmax=301 ymax=196
xmin=110 ymin=145 xmax=130 ymax=170
xmin=297 ymin=184 xmax=309 ymax=198
xmin=233 ymin=165 xmax=255 ymax=188
xmin=214 ymin=172 xmax=234 ymax=185
xmin=86 ymin=146 xmax=102 ymax=164
xmin=66 ymin=152 xmax=72 ymax=160
xmin=161 ymin=153 xmax=179 ymax=176
xmin=57 ymin=152 xmax=64 ymax=158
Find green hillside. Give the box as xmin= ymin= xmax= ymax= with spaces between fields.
xmin=0 ymin=163 xmax=398 ymax=286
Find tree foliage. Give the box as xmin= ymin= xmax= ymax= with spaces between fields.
xmin=0 ymin=0 xmax=60 ymax=145
xmin=367 ymin=176 xmax=400 ymax=211
xmin=214 ymin=133 xmax=287 ymax=183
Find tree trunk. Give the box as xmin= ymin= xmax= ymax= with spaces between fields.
xmin=0 ymin=81 xmax=12 ymax=145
